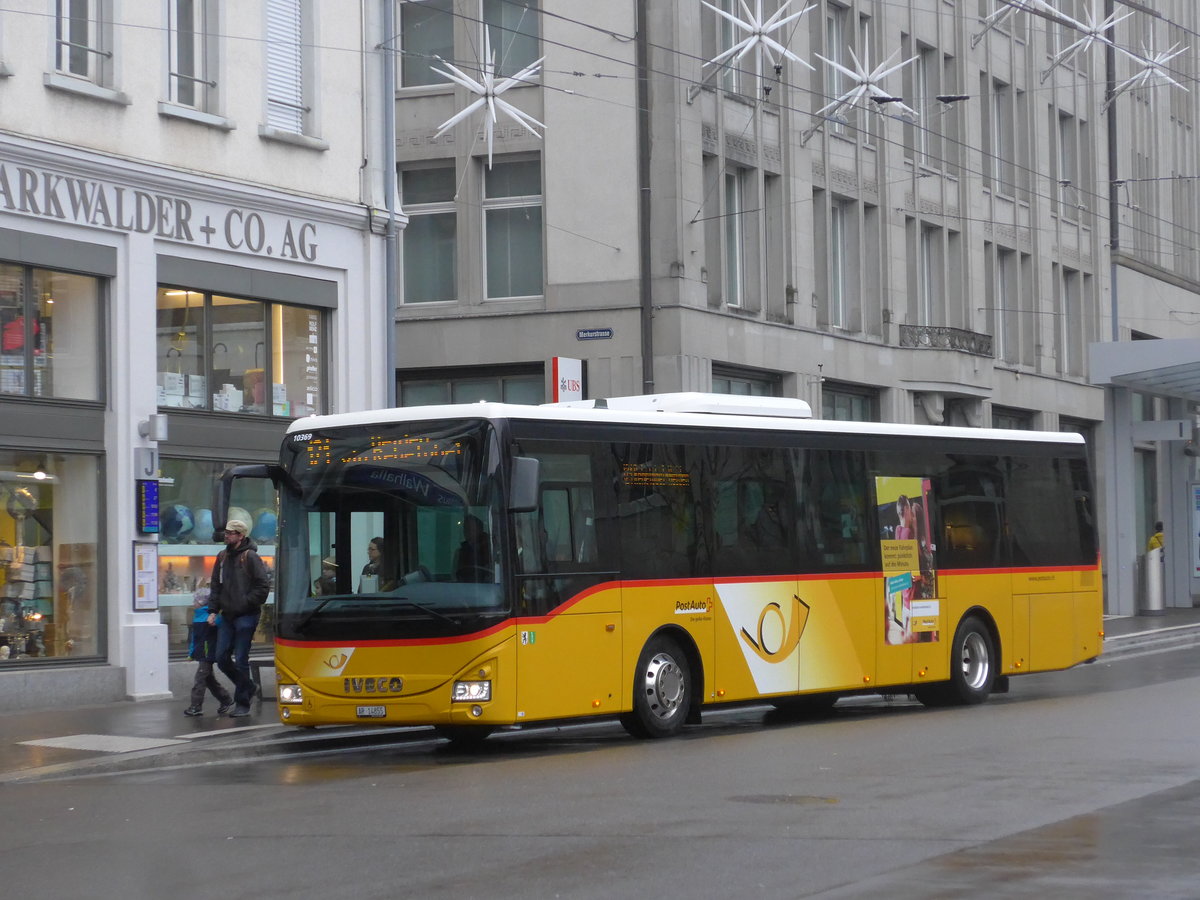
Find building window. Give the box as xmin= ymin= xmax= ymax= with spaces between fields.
xmin=484 ymin=159 xmax=543 ymax=299
xmin=909 ymin=44 xmax=935 ymax=163
xmin=1058 ymin=111 xmax=1077 ymax=211
xmin=715 ymin=0 xmax=741 ymax=93
xmin=918 ymin=224 xmax=940 ymax=326
xmin=0 ymin=265 xmax=102 ymax=401
xmin=483 ymin=0 xmax=539 ymax=78
xmin=712 ymin=366 xmax=779 ymax=396
xmin=824 ymin=3 xmax=848 ymax=133
xmin=399 ymin=368 xmax=544 ymax=406
xmin=155 ymin=288 xmax=324 ymax=417
xmin=157 ymin=458 xmax=277 ymax=657
xmin=724 ymin=167 xmax=748 ymax=307
xmin=167 ymin=0 xmax=217 ymax=111
xmin=829 ymin=198 xmax=848 ymax=328
xmin=401 ymin=165 xmax=458 ymax=303
xmin=264 ymin=0 xmax=312 ymax=134
xmin=986 ymin=243 xmax=1018 ymax=364
xmin=400 ymin=0 xmax=452 ymax=87
xmin=0 ymin=451 xmax=102 ymax=661
xmin=1054 ymin=264 xmax=1088 ymax=377
xmin=992 ymin=406 xmax=1033 ymax=430
xmin=822 ymin=381 xmax=879 ymax=422
xmin=54 ymin=0 xmax=112 ymax=86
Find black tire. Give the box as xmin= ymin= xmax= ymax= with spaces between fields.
xmin=621 ymin=636 xmax=692 ymax=739
xmin=918 ymin=615 xmax=995 ymax=707
xmin=434 ymin=725 xmax=495 ymax=747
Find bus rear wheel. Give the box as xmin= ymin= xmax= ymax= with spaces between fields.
xmin=917 ymin=615 xmax=995 ymax=707
xmin=621 ymin=636 xmax=692 ymax=739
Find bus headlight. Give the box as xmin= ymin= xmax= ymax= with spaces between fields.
xmin=451 ymin=680 xmax=491 ymax=702
xmin=278 ymin=683 xmax=304 ymax=705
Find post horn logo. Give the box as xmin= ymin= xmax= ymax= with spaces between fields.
xmin=740 ymin=595 xmax=811 ymax=663
xmin=323 ymin=651 xmax=351 ymax=671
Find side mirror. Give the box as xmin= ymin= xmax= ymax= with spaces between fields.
xmin=508 ymin=456 xmax=540 ymax=513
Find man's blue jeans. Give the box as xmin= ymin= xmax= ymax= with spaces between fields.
xmin=215 ymin=613 xmax=260 ymax=707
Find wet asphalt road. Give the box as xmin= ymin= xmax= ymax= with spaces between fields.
xmin=4 ymin=647 xmax=1200 ymax=899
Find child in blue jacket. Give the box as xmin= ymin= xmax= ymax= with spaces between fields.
xmin=184 ymin=587 xmax=235 ymax=717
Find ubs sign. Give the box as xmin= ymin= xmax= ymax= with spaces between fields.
xmin=0 ymin=161 xmax=321 ymax=263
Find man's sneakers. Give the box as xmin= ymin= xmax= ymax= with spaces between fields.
xmin=229 ymin=705 xmax=252 ymax=717
xmin=183 ymin=706 xmax=203 ymax=717
xmin=217 ymin=701 xmax=235 ymax=716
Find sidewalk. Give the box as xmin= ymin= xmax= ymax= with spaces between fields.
xmin=3 ymin=608 xmax=1200 ymax=782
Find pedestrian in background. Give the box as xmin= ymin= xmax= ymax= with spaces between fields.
xmin=1148 ymin=521 xmax=1164 ymax=552
xmin=183 ymin=585 xmax=233 ymax=717
xmin=209 ymin=517 xmax=271 ymax=717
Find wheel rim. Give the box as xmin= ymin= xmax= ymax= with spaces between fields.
xmin=960 ymin=631 xmax=990 ymax=690
xmin=641 ymin=651 xmax=685 ymax=721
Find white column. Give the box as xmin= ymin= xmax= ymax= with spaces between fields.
xmin=1101 ymin=387 xmax=1136 ymax=616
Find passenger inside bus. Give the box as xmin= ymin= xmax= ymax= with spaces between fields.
xmin=454 ymin=514 xmax=493 ymax=582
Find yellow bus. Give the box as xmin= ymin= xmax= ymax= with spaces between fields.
xmin=219 ymin=393 xmax=1103 ymax=743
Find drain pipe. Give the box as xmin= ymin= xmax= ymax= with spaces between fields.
xmin=636 ymin=0 xmax=654 ymax=394
xmin=382 ymin=0 xmax=399 ymax=407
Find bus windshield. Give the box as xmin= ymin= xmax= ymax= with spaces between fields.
xmin=275 ymin=419 xmax=507 ymax=641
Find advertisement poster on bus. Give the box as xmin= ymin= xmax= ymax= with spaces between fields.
xmin=876 ymin=476 xmax=939 ymax=645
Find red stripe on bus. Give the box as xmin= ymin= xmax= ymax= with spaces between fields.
xmin=279 ymin=563 xmax=1099 ymax=647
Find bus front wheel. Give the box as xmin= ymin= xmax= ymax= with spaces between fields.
xmin=917 ymin=615 xmax=995 ymax=707
xmin=621 ymin=636 xmax=692 ymax=739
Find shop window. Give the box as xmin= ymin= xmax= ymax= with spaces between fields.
xmin=155 ymin=287 xmax=324 ymax=417
xmin=157 ymin=458 xmax=277 ymax=656
xmin=0 ymin=451 xmax=101 ymax=662
xmin=712 ymin=367 xmax=778 ymax=397
xmin=822 ymin=381 xmax=879 ymax=422
xmin=0 ymin=264 xmax=102 ymax=402
xmin=992 ymin=406 xmax=1033 ymax=430
xmin=400 ymin=368 xmax=544 ymax=406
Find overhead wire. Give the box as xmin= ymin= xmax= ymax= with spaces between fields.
xmin=451 ymin=0 xmax=1200 ymax=256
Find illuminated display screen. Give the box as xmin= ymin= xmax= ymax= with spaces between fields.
xmin=622 ymin=463 xmax=690 ymax=487
xmin=299 ymin=435 xmax=465 ymax=468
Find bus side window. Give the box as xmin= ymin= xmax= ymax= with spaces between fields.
xmin=934 ymin=460 xmax=1006 ymax=568
xmin=542 ymin=486 xmax=596 ymax=564
xmin=798 ymin=449 xmax=869 ymax=568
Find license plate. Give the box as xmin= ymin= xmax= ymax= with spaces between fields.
xmin=356 ymin=705 xmax=386 ymax=718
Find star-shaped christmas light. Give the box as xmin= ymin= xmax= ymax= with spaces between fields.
xmin=702 ymin=0 xmax=815 ymax=77
xmin=1040 ymin=1 xmax=1131 ymax=83
xmin=972 ymin=0 xmax=1057 ymax=48
xmin=432 ymin=30 xmax=545 ymax=169
xmin=1103 ymin=42 xmax=1188 ymax=113
xmin=803 ymin=37 xmax=917 ymax=143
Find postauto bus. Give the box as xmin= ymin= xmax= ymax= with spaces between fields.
xmin=217 ymin=393 xmax=1103 ymax=744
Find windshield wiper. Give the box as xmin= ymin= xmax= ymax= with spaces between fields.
xmin=392 ymin=599 xmax=461 ymax=627
xmin=294 ymin=594 xmax=352 ymax=631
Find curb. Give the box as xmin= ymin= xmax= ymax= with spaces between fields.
xmin=1100 ymin=622 xmax=1200 ymax=660
xmin=1 ymin=722 xmax=436 ymax=784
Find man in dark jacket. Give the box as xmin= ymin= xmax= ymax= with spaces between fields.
xmin=209 ymin=517 xmax=271 ymax=717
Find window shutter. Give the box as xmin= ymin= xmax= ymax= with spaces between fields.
xmin=265 ymin=0 xmax=304 ymax=131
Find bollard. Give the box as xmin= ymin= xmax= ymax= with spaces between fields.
xmin=1141 ymin=546 xmax=1165 ymax=616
